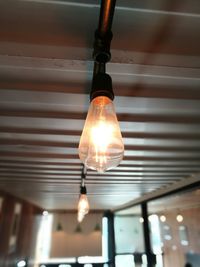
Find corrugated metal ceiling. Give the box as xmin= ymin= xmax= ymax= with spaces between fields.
xmin=0 ymin=0 xmax=200 ymax=209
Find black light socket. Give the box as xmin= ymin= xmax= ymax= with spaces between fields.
xmin=80 ymin=185 xmax=87 ymax=195
xmin=90 ymin=72 xmax=114 ymax=102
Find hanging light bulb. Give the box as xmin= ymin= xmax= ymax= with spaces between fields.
xmin=78 ymin=192 xmax=89 ymax=215
xmin=94 ymin=222 xmax=101 ymax=232
xmin=160 ymin=215 xmax=166 ymax=222
xmin=56 ymin=222 xmax=63 ymax=231
xmin=77 ymin=211 xmax=85 ymax=223
xmin=77 ymin=185 xmax=89 ymax=219
xmin=139 ymin=217 xmax=144 ymax=223
xmin=74 ymin=224 xmax=82 ymax=233
xmin=176 ymin=214 xmax=183 ymax=222
xmin=77 ymin=166 xmax=89 ymax=222
xmin=79 ymin=73 xmax=124 ymax=173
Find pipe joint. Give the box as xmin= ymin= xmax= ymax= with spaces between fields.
xmin=93 ymin=30 xmax=113 ymax=63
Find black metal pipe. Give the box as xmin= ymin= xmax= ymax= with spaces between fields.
xmin=91 ymin=0 xmax=116 ymax=101
xmin=93 ymin=62 xmax=106 ymax=75
xmin=93 ymin=0 xmax=116 ymax=63
xmin=98 ymin=0 xmax=116 ymax=37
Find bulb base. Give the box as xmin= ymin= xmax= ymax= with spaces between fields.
xmin=90 ymin=73 xmax=114 ymax=102
xmin=80 ymin=186 xmax=87 ymax=195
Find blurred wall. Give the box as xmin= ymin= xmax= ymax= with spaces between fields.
xmin=50 ymin=212 xmax=103 ymax=257
xmin=0 ymin=191 xmax=42 ymax=267
xmin=159 ymin=207 xmax=200 ymax=267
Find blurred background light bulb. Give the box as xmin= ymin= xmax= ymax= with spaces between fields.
xmin=78 ymin=193 xmax=89 ymax=216
xmin=77 ymin=211 xmax=85 ymax=223
xmin=79 ymin=96 xmax=124 ymax=172
xmin=176 ymin=214 xmax=183 ymax=222
xmin=160 ymin=215 xmax=166 ymax=222
xmin=139 ymin=217 xmax=144 ymax=223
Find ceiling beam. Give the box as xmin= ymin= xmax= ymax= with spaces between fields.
xmin=1 ymin=160 xmax=200 ymax=169
xmin=0 ymin=151 xmax=200 ymax=161
xmin=0 ymin=170 xmax=187 ymax=178
xmin=1 ymin=126 xmax=200 ymax=140
xmin=0 ymin=165 xmax=199 ymax=173
xmin=0 ymin=177 xmax=176 ymax=184
xmin=1 ymin=81 xmax=200 ymax=100
xmin=1 ymin=109 xmax=200 ymax=124
xmin=114 ymin=175 xmax=200 ymax=211
xmin=1 ymin=138 xmax=200 ymax=151
xmin=0 ymin=55 xmax=199 ymax=79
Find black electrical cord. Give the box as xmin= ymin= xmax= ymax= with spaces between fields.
xmin=80 ymin=164 xmax=87 ymax=194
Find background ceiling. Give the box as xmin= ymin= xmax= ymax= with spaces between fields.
xmin=0 ymin=0 xmax=200 ymax=210
xmin=116 ymin=188 xmax=200 ymax=215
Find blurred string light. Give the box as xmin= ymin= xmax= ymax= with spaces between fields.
xmin=160 ymin=215 xmax=166 ymax=222
xmin=139 ymin=217 xmax=144 ymax=223
xmin=148 ymin=214 xmax=158 ymax=222
xmin=176 ymin=214 xmax=183 ymax=222
xmin=42 ymin=210 xmax=48 ymax=216
xmin=77 ymin=165 xmax=89 ymax=222
xmin=17 ymin=260 xmax=27 ymax=267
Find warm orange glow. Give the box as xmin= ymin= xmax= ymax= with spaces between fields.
xmin=91 ymin=120 xmax=114 ymax=165
xmin=79 ymin=96 xmax=124 ymax=172
xmin=93 ymin=95 xmax=110 ymax=105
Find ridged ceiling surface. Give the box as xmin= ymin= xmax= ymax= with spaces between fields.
xmin=0 ymin=0 xmax=200 ymax=209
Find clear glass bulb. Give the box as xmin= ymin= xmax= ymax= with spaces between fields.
xmin=79 ymin=96 xmax=124 ymax=172
xmin=78 ymin=193 xmax=89 ymax=215
xmin=77 ymin=211 xmax=85 ymax=223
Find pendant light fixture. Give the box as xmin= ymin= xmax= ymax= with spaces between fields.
xmin=94 ymin=222 xmax=101 ymax=232
xmin=160 ymin=215 xmax=166 ymax=222
xmin=56 ymin=213 xmax=63 ymax=231
xmin=56 ymin=220 xmax=63 ymax=231
xmin=77 ymin=166 xmax=89 ymax=222
xmin=74 ymin=224 xmax=82 ymax=233
xmin=79 ymin=0 xmax=124 ymax=173
xmin=176 ymin=213 xmax=183 ymax=223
